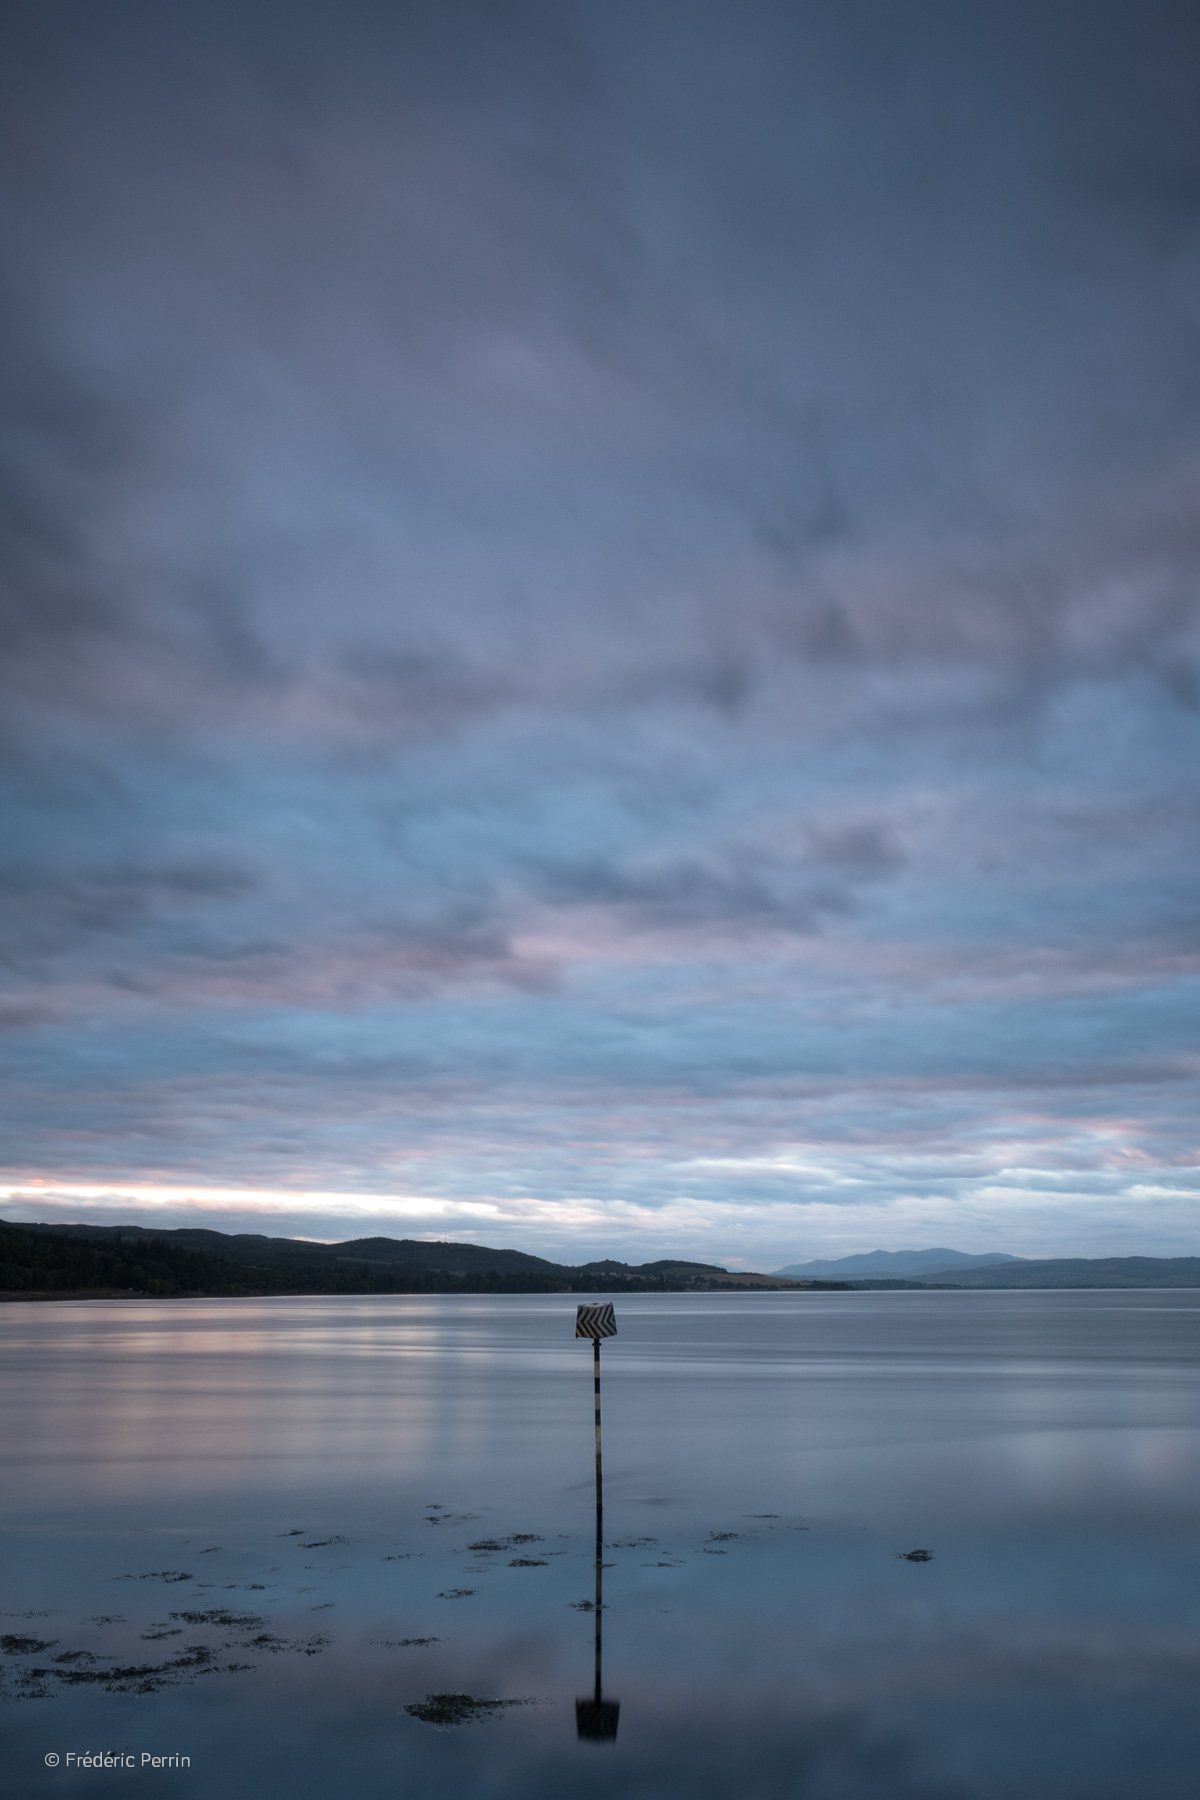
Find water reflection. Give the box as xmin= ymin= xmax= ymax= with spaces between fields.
xmin=574 ymin=1546 xmax=620 ymax=1741
xmin=3 ymin=1292 xmax=1200 ymax=1800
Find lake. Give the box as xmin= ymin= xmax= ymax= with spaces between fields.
xmin=3 ymin=1289 xmax=1199 ymax=1798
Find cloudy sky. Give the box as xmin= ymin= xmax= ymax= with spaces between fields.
xmin=2 ymin=0 xmax=1199 ymax=1265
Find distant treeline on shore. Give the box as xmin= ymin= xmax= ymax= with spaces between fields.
xmin=0 ymin=1221 xmax=845 ymax=1299
xmin=3 ymin=1221 xmax=1198 ymax=1300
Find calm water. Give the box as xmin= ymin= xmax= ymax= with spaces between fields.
xmin=3 ymin=1290 xmax=1199 ymax=1799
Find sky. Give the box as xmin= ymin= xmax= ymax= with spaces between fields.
xmin=2 ymin=0 xmax=1199 ymax=1267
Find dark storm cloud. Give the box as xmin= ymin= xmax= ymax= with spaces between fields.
xmin=1 ymin=0 xmax=1199 ymax=1255
xmin=0 ymin=324 xmax=127 ymax=684
xmin=3 ymin=0 xmax=1200 ymax=728
xmin=526 ymin=814 xmax=906 ymax=934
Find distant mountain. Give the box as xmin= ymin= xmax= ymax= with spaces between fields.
xmin=772 ymin=1248 xmax=1023 ymax=1279
xmin=6 ymin=1223 xmax=1197 ymax=1296
xmin=0 ymin=1222 xmax=839 ymax=1298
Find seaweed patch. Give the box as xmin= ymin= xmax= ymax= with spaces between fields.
xmin=404 ymin=1692 xmax=532 ymax=1726
xmin=0 ymin=1639 xmax=254 ymax=1698
xmin=169 ymin=1609 xmax=264 ymax=1629
xmin=116 ymin=1572 xmax=194 ymax=1585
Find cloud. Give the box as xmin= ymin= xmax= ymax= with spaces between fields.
xmin=1 ymin=2 xmax=1200 ymax=1256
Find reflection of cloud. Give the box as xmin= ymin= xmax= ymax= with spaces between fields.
xmin=524 ymin=1692 xmax=964 ymax=1800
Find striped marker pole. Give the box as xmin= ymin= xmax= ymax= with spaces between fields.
xmin=574 ymin=1302 xmax=619 ymax=1742
xmin=593 ymin=1333 xmax=603 ymax=1567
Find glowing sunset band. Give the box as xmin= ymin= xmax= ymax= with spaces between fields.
xmin=0 ymin=1184 xmax=499 ymax=1219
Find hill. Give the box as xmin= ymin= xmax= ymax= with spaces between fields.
xmin=774 ymin=1250 xmax=1200 ymax=1288
xmin=773 ymin=1249 xmax=1023 ymax=1279
xmin=0 ymin=1222 xmax=841 ymax=1299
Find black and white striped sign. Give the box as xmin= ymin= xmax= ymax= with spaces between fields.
xmin=575 ymin=1303 xmax=617 ymax=1339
